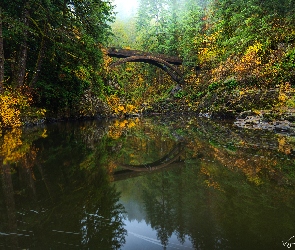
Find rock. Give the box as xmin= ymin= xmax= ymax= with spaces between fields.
xmin=125 ymin=113 xmax=141 ymax=118
xmin=237 ymin=110 xmax=260 ymax=119
xmin=285 ymin=115 xmax=295 ymax=122
xmin=234 ymin=111 xmax=295 ymax=134
xmin=170 ymin=84 xmax=182 ymax=96
xmin=199 ymin=112 xmax=211 ymax=118
xmin=273 ymin=120 xmax=292 ymax=132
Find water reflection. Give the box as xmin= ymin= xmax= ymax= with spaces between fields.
xmin=0 ymin=117 xmax=295 ymax=249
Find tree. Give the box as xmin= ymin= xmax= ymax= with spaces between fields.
xmin=1 ymin=0 xmax=114 ymax=112
xmin=0 ymin=7 xmax=4 ymax=92
xmin=211 ymin=0 xmax=295 ymax=56
xmin=179 ymin=1 xmax=204 ymax=66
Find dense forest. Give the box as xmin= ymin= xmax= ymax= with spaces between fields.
xmin=0 ymin=0 xmax=114 ymax=128
xmin=1 ymin=2 xmax=295 ymax=247
xmin=0 ymin=0 xmax=295 ymax=129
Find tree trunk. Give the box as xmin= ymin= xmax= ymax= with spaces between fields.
xmin=30 ymin=25 xmax=47 ymax=86
xmin=0 ymin=7 xmax=4 ymax=93
xmin=13 ymin=6 xmax=29 ymax=88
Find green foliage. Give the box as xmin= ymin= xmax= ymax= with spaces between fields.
xmin=190 ymin=91 xmax=205 ymax=101
xmin=224 ymin=78 xmax=238 ymax=90
xmin=109 ymin=18 xmax=137 ymax=48
xmin=174 ymin=90 xmax=187 ymax=99
xmin=1 ymin=0 xmax=115 ymax=114
xmin=211 ymin=0 xmax=295 ymax=58
xmin=284 ymin=48 xmax=295 ymax=69
xmin=2 ymin=0 xmax=294 ymax=117
xmin=178 ymin=1 xmax=204 ymax=65
xmin=208 ymin=82 xmax=219 ymax=92
xmin=286 ymin=96 xmax=295 ymax=108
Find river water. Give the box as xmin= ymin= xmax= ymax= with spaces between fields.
xmin=0 ymin=116 xmax=295 ymax=249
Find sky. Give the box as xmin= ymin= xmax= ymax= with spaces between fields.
xmin=112 ymin=0 xmax=139 ymax=19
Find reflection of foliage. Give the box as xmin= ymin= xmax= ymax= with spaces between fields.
xmin=111 ymin=118 xmax=177 ymax=166
xmin=107 ymin=118 xmax=139 ymax=140
xmin=139 ymin=155 xmax=295 ymax=249
xmin=1 ymin=129 xmax=24 ymax=164
xmin=0 ymin=127 xmax=46 ymax=165
xmin=115 ymin=116 xmax=295 ymax=249
xmin=1 ymin=122 xmax=128 ymax=249
xmin=2 ymin=117 xmax=295 ymax=249
xmin=52 ymin=153 xmax=127 ymax=249
xmin=143 ymin=171 xmax=178 ymax=248
xmin=79 ymin=186 xmax=127 ymax=249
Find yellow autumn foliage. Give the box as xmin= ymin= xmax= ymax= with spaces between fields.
xmin=0 ymin=90 xmax=29 ymax=128
xmin=209 ymin=42 xmax=264 ymax=84
xmin=101 ymin=47 xmax=113 ymax=73
xmin=74 ymin=66 xmax=91 ymax=81
xmin=235 ymin=42 xmax=262 ymax=74
xmin=106 ymin=95 xmax=138 ymax=116
xmin=198 ymin=31 xmax=221 ymax=66
xmin=277 ymin=82 xmax=294 ymax=107
xmin=0 ymin=88 xmax=47 ymax=130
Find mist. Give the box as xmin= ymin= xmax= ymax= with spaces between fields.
xmin=112 ymin=0 xmax=139 ymax=20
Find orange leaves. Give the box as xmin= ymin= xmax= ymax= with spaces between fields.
xmin=106 ymin=94 xmax=119 ymax=113
xmin=233 ymin=42 xmax=262 ymax=73
xmin=200 ymin=165 xmax=224 ymax=191
xmin=107 ymin=160 xmax=118 ymax=178
xmin=278 ymin=135 xmax=295 ymax=155
xmin=278 ymin=92 xmax=288 ymax=103
xmin=237 ymin=42 xmax=263 ymax=75
xmin=277 ymin=82 xmax=295 ymax=108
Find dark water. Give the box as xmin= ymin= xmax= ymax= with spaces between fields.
xmin=1 ymin=116 xmax=295 ymax=249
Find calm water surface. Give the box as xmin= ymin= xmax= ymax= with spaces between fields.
xmin=1 ymin=116 xmax=295 ymax=249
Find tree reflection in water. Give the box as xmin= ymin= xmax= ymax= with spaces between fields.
xmin=1 ymin=117 xmax=295 ymax=249
xmin=0 ymin=122 xmax=127 ymax=249
xmin=114 ymin=116 xmax=295 ymax=250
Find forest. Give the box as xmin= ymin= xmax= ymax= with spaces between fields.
xmin=0 ymin=0 xmax=295 ymax=129
xmin=1 ymin=2 xmax=295 ymax=247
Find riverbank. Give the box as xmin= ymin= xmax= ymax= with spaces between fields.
xmin=24 ymin=99 xmax=295 ymax=137
xmin=142 ymin=84 xmax=295 ymax=134
xmin=1 ymin=83 xmax=294 ymax=137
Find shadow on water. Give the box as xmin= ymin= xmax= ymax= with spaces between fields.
xmin=0 ymin=116 xmax=295 ymax=249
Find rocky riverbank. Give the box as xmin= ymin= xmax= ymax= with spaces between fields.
xmin=233 ymin=109 xmax=295 ymax=134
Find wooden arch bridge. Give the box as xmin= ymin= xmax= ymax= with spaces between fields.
xmin=107 ymin=48 xmax=184 ymax=84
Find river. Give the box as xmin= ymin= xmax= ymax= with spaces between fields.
xmin=0 ymin=115 xmax=295 ymax=249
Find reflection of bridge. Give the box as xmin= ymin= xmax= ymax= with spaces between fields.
xmin=107 ymin=48 xmax=184 ymax=84
xmin=113 ymin=142 xmax=185 ymax=181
